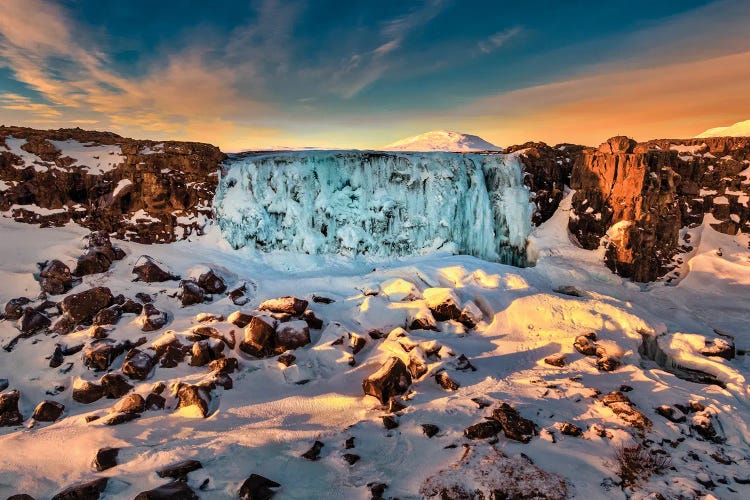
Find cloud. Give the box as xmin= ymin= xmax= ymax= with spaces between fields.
xmin=0 ymin=93 xmax=60 ymax=117
xmin=478 ymin=27 xmax=523 ymax=54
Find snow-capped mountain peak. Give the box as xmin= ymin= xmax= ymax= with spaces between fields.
xmin=695 ymin=119 xmax=750 ymax=138
xmin=382 ymin=129 xmax=502 ymax=152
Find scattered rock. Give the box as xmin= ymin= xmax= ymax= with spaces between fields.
xmin=0 ymin=390 xmax=23 ymax=426
xmin=145 ymin=393 xmax=166 ymax=410
xmin=343 ymin=453 xmax=360 ymax=465
xmin=555 ymin=286 xmax=587 ymax=297
xmin=4 ymin=297 xmax=31 ymax=320
xmin=492 ymin=403 xmax=536 ymax=443
xmin=138 ymin=304 xmax=168 ymax=331
xmin=176 ymin=384 xmax=211 ymax=417
xmin=274 ymin=320 xmax=311 ymax=353
xmin=382 ymin=415 xmax=399 ymax=429
xmin=121 ymin=299 xmax=143 ymax=315
xmin=134 ymin=481 xmax=198 ymax=500
xmin=93 ymin=447 xmax=119 ymax=471
xmin=83 ymin=339 xmax=129 ymax=371
xmin=60 ymin=287 xmax=114 ymax=323
xmin=370 ymin=483 xmax=388 ymax=499
xmin=544 ymin=354 xmax=566 ymax=367
xmin=122 ymin=349 xmax=158 ymax=380
xmin=424 ymin=288 xmax=462 ymax=321
xmin=464 ymin=420 xmax=503 ymax=439
xmin=362 ymin=357 xmax=412 ymax=404
xmin=52 ymin=478 xmax=108 ymax=500
xmin=655 ymin=405 xmax=687 ymax=423
xmin=301 ymin=440 xmax=324 ymax=460
xmin=700 ymin=338 xmax=735 ymax=360
xmin=238 ymin=474 xmax=281 ymax=500
xmin=574 ymin=334 xmax=597 ymax=356
xmin=302 ymin=309 xmax=323 ymax=330
xmin=17 ymin=308 xmax=51 ymax=335
xmin=557 ymin=422 xmax=582 ymax=437
xmin=156 ymin=459 xmax=203 ymax=479
xmin=596 ymin=354 xmax=622 ymax=372
xmin=39 ymin=260 xmax=73 ymax=295
xmin=240 ymin=315 xmax=277 ymax=358
xmin=102 ymin=412 xmax=141 ymax=426
xmin=72 ymin=379 xmax=105 ymax=404
xmin=435 ymin=371 xmax=460 ymax=391
xmin=409 ymin=311 xmax=438 ymax=331
xmin=32 ymin=400 xmax=64 ymax=422
xmin=112 ymin=393 xmax=145 ymax=414
xmin=0 ymin=379 xmax=8 ymax=392
xmin=100 ymin=373 xmax=133 ymax=399
xmin=209 ymin=357 xmax=238 ymax=374
xmin=601 ymin=391 xmax=651 ymax=430
xmin=407 ymin=351 xmax=428 ymax=379
xmin=228 ymin=311 xmax=254 ymax=328
xmin=277 ymin=353 xmax=296 ymax=367
xmin=179 ymin=279 xmax=206 ymax=306
xmin=92 ymin=305 xmax=122 ymax=326
xmin=312 ymin=295 xmax=335 ymax=304
xmin=259 ymin=296 xmax=308 ymax=315
xmin=135 ymin=292 xmax=153 ymax=303
xmin=422 ymin=424 xmax=440 ymax=438
xmin=132 ymin=256 xmax=177 ymax=282
xmin=349 ymin=333 xmax=367 ymax=355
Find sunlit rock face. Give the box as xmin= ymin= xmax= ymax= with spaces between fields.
xmin=214 ymin=151 xmax=534 ymax=265
xmin=0 ymin=126 xmax=226 ymax=243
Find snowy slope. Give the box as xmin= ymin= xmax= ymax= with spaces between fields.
xmin=382 ymin=130 xmax=502 ymax=152
xmin=1 ymin=193 xmax=749 ymax=498
xmin=696 ymin=119 xmax=750 ymax=138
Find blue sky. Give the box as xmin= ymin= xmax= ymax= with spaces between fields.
xmin=1 ymin=0 xmax=749 ymax=150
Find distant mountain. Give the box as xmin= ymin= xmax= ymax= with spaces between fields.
xmin=382 ymin=130 xmax=502 ymax=152
xmin=695 ymin=119 xmax=750 ymax=138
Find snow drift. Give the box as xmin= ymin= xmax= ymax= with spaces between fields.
xmin=382 ymin=129 xmax=501 ymax=152
xmin=214 ymin=151 xmax=533 ymax=265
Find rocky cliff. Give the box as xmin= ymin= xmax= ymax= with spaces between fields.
xmin=0 ymin=126 xmax=225 ymax=243
xmin=569 ymin=136 xmax=750 ymax=281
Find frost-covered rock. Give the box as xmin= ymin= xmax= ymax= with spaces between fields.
xmin=259 ymin=296 xmax=308 ymax=315
xmin=423 ymin=288 xmax=462 ymax=322
xmin=362 ymin=357 xmax=412 ymax=404
xmin=214 ymin=151 xmax=532 ymax=264
xmin=275 ymin=320 xmax=311 ymax=353
xmin=132 ymin=255 xmax=177 ymax=282
xmin=0 ymin=390 xmax=23 ymax=426
xmin=60 ymin=287 xmax=114 ymax=323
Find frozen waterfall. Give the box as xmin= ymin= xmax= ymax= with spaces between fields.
xmin=213 ymin=151 xmax=534 ymax=266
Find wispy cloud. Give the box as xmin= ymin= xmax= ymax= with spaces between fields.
xmin=478 ymin=26 xmax=523 ymax=54
xmin=0 ymin=93 xmax=60 ymax=117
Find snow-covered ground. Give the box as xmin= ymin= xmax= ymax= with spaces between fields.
xmin=0 ymin=194 xmax=749 ymax=499
xmin=696 ymin=119 xmax=750 ymax=138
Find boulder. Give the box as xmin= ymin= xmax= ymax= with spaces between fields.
xmin=112 ymin=394 xmax=145 ymax=414
xmin=197 ymin=269 xmax=226 ymax=293
xmin=228 ymin=282 xmax=248 ymax=305
xmin=72 ymin=379 xmax=105 ymax=404
xmin=544 ymin=354 xmax=566 ymax=367
xmin=156 ymin=459 xmax=203 ymax=479
xmin=259 ymin=296 xmax=308 ymax=315
xmin=132 ymin=256 xmax=176 ymax=282
xmin=421 ymin=423 xmax=440 ymax=438
xmin=573 ymin=335 xmax=597 ymax=356
xmin=17 ymin=308 xmax=51 ymax=335
xmin=362 ymin=357 xmax=412 ymax=404
xmin=700 ymin=338 xmax=735 ymax=360
xmin=557 ymin=422 xmax=582 ymax=437
xmin=435 ymin=371 xmax=460 ymax=391
xmin=274 ymin=320 xmax=311 ymax=353
xmin=458 ymin=301 xmax=482 ymax=328
xmin=601 ymin=391 xmax=651 ymax=430
xmin=0 ymin=390 xmax=23 ymax=426
xmin=302 ymin=309 xmax=323 ymax=330
xmin=92 ymin=305 xmax=122 ymax=326
xmin=102 ymin=412 xmax=140 ymax=426
xmin=464 ymin=420 xmax=503 ymax=439
xmin=122 ymin=349 xmax=157 ymax=380
xmin=492 ymin=403 xmax=536 ymax=443
xmin=39 ymin=260 xmax=73 ymax=295
xmin=301 ymin=440 xmax=324 ymax=460
xmin=423 ymin=288 xmax=462 ymax=321
xmin=60 ymin=287 xmax=113 ymax=323
xmin=190 ymin=340 xmax=224 ymax=367
xmin=100 ymin=373 xmax=133 ymax=399
xmin=4 ymin=297 xmax=31 ymax=320
xmin=209 ymin=357 xmax=238 ymax=374
xmin=228 ymin=311 xmax=254 ymax=328
xmin=138 ymin=304 xmax=168 ymax=332
xmin=176 ymin=384 xmax=211 ymax=417
xmin=239 ymin=474 xmax=281 ymax=500
xmin=240 ymin=315 xmax=276 ymax=358
xmin=145 ymin=392 xmax=166 ymax=410
xmin=121 ymin=299 xmax=143 ymax=315
xmin=52 ymin=478 xmax=108 ymax=500
xmin=93 ymin=447 xmax=118 ymax=471
xmin=83 ymin=339 xmax=129 ymax=371
xmin=32 ymin=400 xmax=64 ymax=422
xmin=134 ymin=481 xmax=198 ymax=500
xmin=178 ymin=279 xmax=205 ymax=307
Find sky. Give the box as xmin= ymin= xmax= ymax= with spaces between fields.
xmin=1 ymin=0 xmax=749 ymax=151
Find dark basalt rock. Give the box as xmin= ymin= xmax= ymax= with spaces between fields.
xmin=132 ymin=256 xmax=177 ymax=282
xmin=197 ymin=269 xmax=226 ymax=293
xmin=259 ymin=296 xmax=308 ymax=315
xmin=435 ymin=371 xmax=460 ymax=391
xmin=93 ymin=447 xmax=119 ymax=471
xmin=4 ymin=297 xmax=31 ymax=320
xmin=52 ymin=477 xmax=108 ymax=500
xmin=0 ymin=390 xmax=24 ymax=426
xmin=100 ymin=373 xmax=133 ymax=399
xmin=122 ymin=349 xmax=158 ymax=380
xmin=112 ymin=393 xmax=145 ymax=414
xmin=139 ymin=304 xmax=168 ymax=332
xmin=277 ymin=353 xmax=296 ymax=367
xmin=240 ymin=316 xmax=276 ymax=358
xmin=301 ymin=440 xmax=324 ymax=460
xmin=178 ymin=279 xmax=206 ymax=307
xmin=72 ymin=380 xmax=105 ymax=404
xmin=60 ymin=287 xmax=114 ymax=323
xmin=312 ymin=295 xmax=335 ymax=304
xmin=544 ymin=354 xmax=566 ymax=367
xmin=558 ymin=422 xmax=582 ymax=437
xmin=39 ymin=259 xmax=73 ymax=295
xmin=238 ymin=474 xmax=281 ymax=500
xmin=574 ymin=335 xmax=597 ymax=356
xmin=700 ymin=338 xmax=735 ymax=360
xmin=343 ymin=454 xmax=360 ymax=465
xmin=421 ymin=423 xmax=439 ymax=438
xmin=103 ymin=412 xmax=141 ymax=426
xmin=83 ymin=339 xmax=130 ymax=371
xmin=274 ymin=320 xmax=311 ymax=353
xmin=17 ymin=308 xmax=51 ymax=335
xmin=176 ymin=384 xmax=211 ymax=417
xmin=382 ymin=415 xmax=399 ymax=429
xmin=655 ymin=405 xmax=686 ymax=423
xmin=362 ymin=357 xmax=412 ymax=404
xmin=209 ymin=357 xmax=238 ymax=374
xmin=32 ymin=400 xmax=64 ymax=422
xmin=92 ymin=305 xmax=122 ymax=326
xmin=134 ymin=481 xmax=199 ymax=500
xmin=464 ymin=420 xmax=503 ymax=440
xmin=228 ymin=311 xmax=254 ymax=328
xmin=492 ymin=403 xmax=536 ymax=443
xmin=145 ymin=392 xmax=166 ymax=410
xmin=302 ymin=309 xmax=323 ymax=330
xmin=156 ymin=459 xmax=203 ymax=479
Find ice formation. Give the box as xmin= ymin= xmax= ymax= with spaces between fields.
xmin=214 ymin=151 xmax=533 ymax=265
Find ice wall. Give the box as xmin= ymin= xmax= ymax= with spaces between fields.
xmin=214 ymin=151 xmax=533 ymax=265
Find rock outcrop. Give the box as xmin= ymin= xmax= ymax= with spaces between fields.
xmin=0 ymin=126 xmax=225 ymax=243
